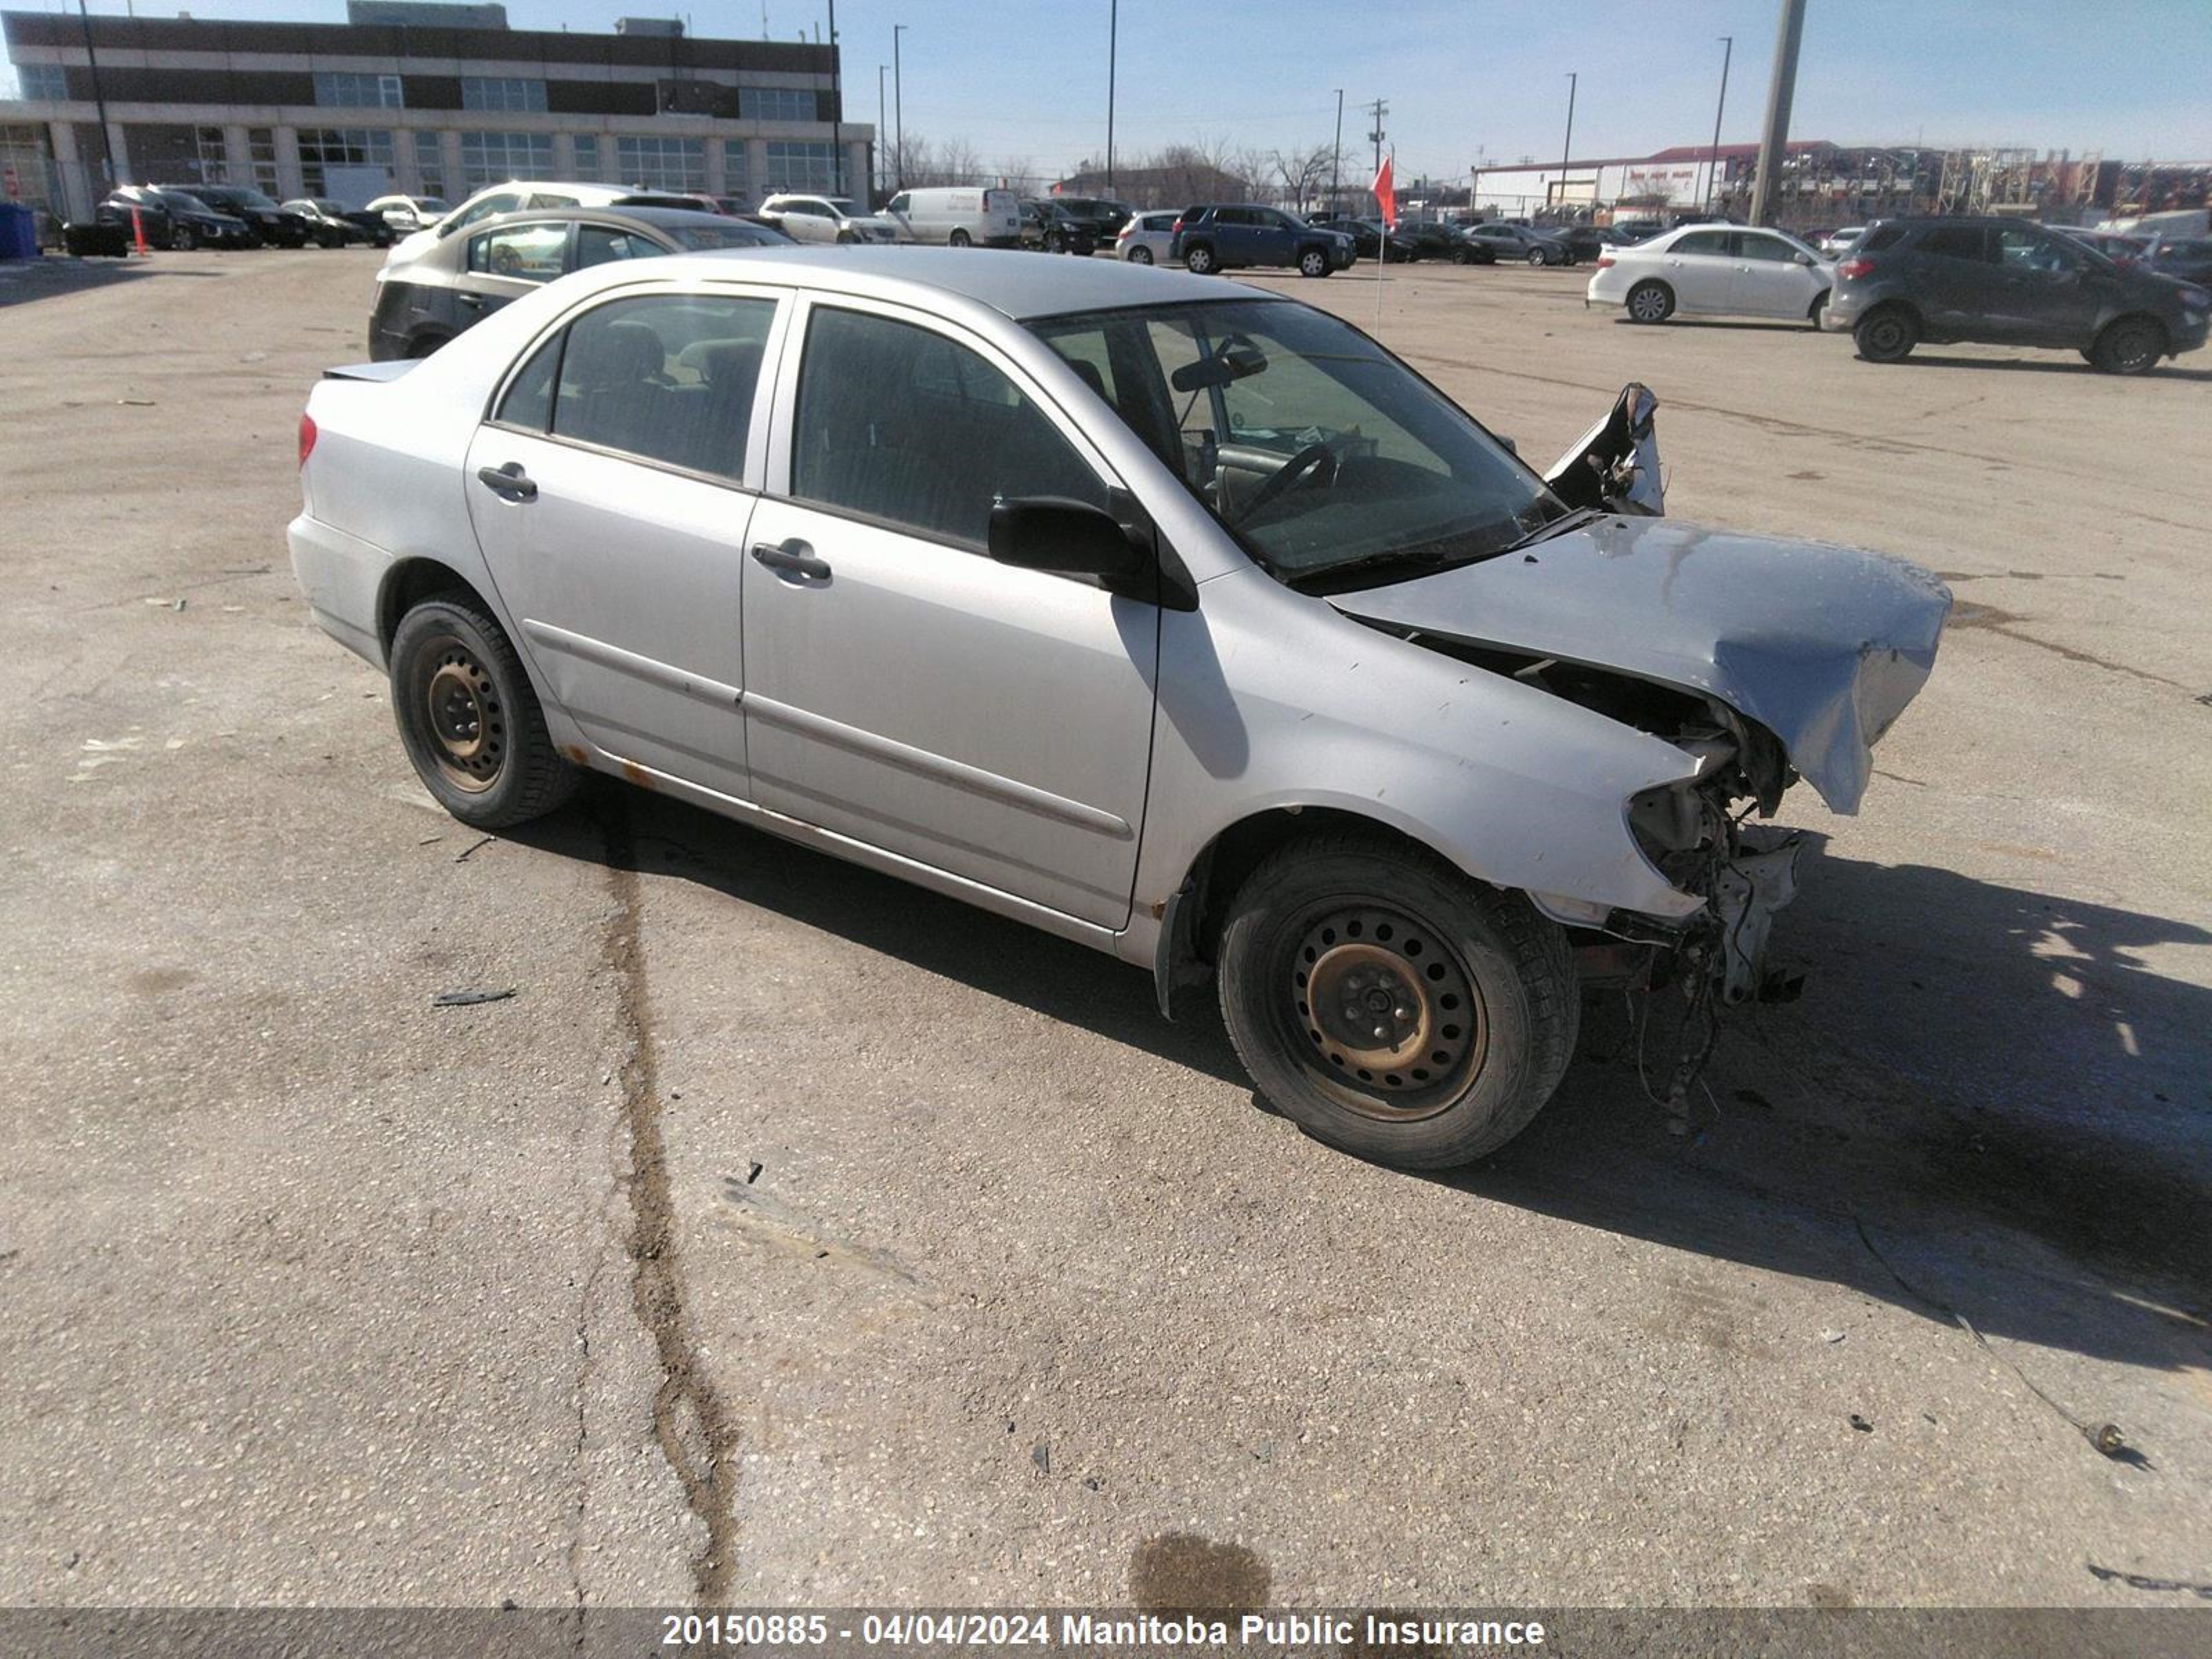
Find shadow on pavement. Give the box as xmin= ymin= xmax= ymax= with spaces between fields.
xmin=514 ymin=790 xmax=2212 ymax=1375
xmin=0 ymin=256 xmax=218 ymax=308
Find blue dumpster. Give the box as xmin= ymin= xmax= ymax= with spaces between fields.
xmin=0 ymin=201 xmax=37 ymax=260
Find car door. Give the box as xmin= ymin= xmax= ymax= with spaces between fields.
xmin=1992 ymin=226 xmax=2103 ymax=346
xmin=1661 ymin=229 xmax=1736 ymax=312
xmin=740 ymin=297 xmax=1158 ymax=928
xmin=1731 ymin=230 xmax=1817 ymax=318
xmin=464 ymin=285 xmax=789 ymax=802
xmin=1910 ymin=225 xmax=1998 ymax=335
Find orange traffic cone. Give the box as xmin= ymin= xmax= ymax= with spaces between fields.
xmin=130 ymin=207 xmax=149 ymax=256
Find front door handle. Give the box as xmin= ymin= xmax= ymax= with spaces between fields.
xmin=476 ymin=461 xmax=537 ymax=501
xmin=750 ymin=541 xmax=832 ymax=581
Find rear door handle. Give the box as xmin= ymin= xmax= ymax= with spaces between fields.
xmin=476 ymin=462 xmax=537 ymax=501
xmin=750 ymin=541 xmax=832 ymax=581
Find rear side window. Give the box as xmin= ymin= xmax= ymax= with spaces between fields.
xmin=575 ymin=225 xmax=661 ymax=268
xmin=1859 ymin=224 xmax=1908 ymax=253
xmin=469 ymin=223 xmax=568 ymax=281
xmin=1917 ymin=226 xmax=1990 ymax=262
xmin=791 ymin=307 xmax=1105 ymax=547
xmin=496 ymin=294 xmax=776 ymax=480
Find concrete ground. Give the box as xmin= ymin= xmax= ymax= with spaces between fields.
xmin=1 ymin=247 xmax=2207 ymax=1613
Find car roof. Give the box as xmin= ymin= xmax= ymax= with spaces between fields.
xmin=563 ymin=243 xmax=1260 ymax=320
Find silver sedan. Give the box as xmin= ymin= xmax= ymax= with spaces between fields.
xmin=289 ymin=248 xmax=1948 ymax=1168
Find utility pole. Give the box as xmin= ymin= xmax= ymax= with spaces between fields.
xmin=1558 ymin=72 xmax=1577 ymax=219
xmin=1706 ymin=35 xmax=1733 ymax=216
xmin=892 ymin=24 xmax=907 ymax=189
xmin=1365 ymin=97 xmax=1387 ymax=177
xmin=1749 ymin=0 xmax=1808 ymax=226
xmin=827 ymin=0 xmax=841 ymax=197
xmin=75 ymin=0 xmax=117 ymax=187
xmin=1331 ymin=88 xmax=1344 ymax=212
xmin=1106 ymin=0 xmax=1117 ymax=192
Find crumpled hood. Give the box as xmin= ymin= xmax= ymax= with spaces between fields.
xmin=1331 ymin=515 xmax=1952 ymax=814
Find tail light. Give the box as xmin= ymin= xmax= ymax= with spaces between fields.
xmin=297 ymin=412 xmax=317 ymax=468
xmin=1170 ymin=217 xmax=1184 ymax=234
xmin=1837 ymin=256 xmax=1873 ymax=280
xmin=1595 ymin=254 xmax=1615 ymax=268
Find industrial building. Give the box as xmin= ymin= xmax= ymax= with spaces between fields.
xmin=0 ymin=2 xmax=872 ymax=225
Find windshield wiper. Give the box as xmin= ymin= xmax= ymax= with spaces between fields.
xmin=1283 ymin=545 xmax=1454 ymax=592
xmin=1501 ymin=503 xmax=1603 ymax=552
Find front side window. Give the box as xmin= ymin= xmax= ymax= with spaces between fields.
xmin=532 ymin=294 xmax=778 ymax=480
xmin=1734 ymin=232 xmax=1801 ymax=263
xmin=1918 ymin=225 xmax=1990 ymax=262
xmin=468 ymin=222 xmax=568 ymax=281
xmin=792 ymin=307 xmax=1106 ymax=547
xmin=1030 ymin=300 xmax=1553 ymax=588
xmin=1996 ymin=227 xmax=2078 ymax=273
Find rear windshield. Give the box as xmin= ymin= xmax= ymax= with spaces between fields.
xmin=1859 ymin=224 xmax=1908 ymax=253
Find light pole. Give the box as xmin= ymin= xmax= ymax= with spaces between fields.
xmin=75 ymin=0 xmax=117 ymax=187
xmin=827 ymin=0 xmax=841 ymax=197
xmin=1706 ymin=36 xmax=1733 ymax=216
xmin=877 ymin=64 xmax=887 ymax=198
xmin=1105 ymin=0 xmax=1118 ymax=192
xmin=1558 ymin=71 xmax=1577 ymax=221
xmin=1750 ymin=0 xmax=1808 ymax=227
xmin=892 ymin=24 xmax=907 ymax=189
xmin=1331 ymin=88 xmax=1343 ymax=212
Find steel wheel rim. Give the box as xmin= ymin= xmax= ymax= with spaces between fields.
xmin=1284 ymin=902 xmax=1488 ymax=1121
xmin=1867 ymin=317 xmax=1904 ymax=353
xmin=2112 ymin=330 xmax=2154 ymax=370
xmin=418 ymin=634 xmax=505 ymax=794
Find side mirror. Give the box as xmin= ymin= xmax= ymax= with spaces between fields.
xmin=1794 ymin=251 xmax=1815 ymax=265
xmin=989 ymin=496 xmax=1149 ymax=587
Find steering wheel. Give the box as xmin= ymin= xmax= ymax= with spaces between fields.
xmin=1232 ymin=440 xmax=1340 ymax=523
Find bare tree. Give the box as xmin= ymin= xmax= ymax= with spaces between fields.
xmin=994 ymin=153 xmax=1035 ymax=191
xmin=1270 ymin=142 xmax=1335 ymax=212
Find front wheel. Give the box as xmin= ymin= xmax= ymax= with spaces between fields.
xmin=1298 ymin=247 xmax=1329 ymax=278
xmin=171 ymin=224 xmax=198 ymax=251
xmin=1853 ymin=306 xmax=1919 ymax=363
xmin=1129 ymin=245 xmax=1154 ymax=265
xmin=389 ymin=594 xmax=579 ymax=829
xmin=947 ymin=227 xmax=971 ymax=248
xmin=1218 ymin=833 xmax=1579 ymax=1170
xmin=1526 ymin=246 xmax=1546 ymax=266
xmin=2090 ymin=316 xmax=2165 ymax=375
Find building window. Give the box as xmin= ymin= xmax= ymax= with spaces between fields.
xmin=461 ymin=77 xmax=548 ymax=114
xmin=722 ymin=140 xmax=752 ymax=200
xmin=764 ymin=140 xmax=836 ymax=192
xmin=19 ymin=64 xmax=69 ymax=102
xmin=459 ymin=130 xmax=554 ymax=189
xmin=247 ymin=127 xmax=279 ymax=196
xmin=572 ymin=133 xmax=599 ymax=180
xmin=740 ymin=86 xmax=816 ymax=123
xmin=413 ymin=131 xmax=446 ymax=200
xmin=195 ymin=126 xmax=229 ymax=183
xmin=615 ymin=135 xmax=704 ymax=192
xmin=314 ymin=72 xmax=403 ymax=109
xmin=298 ymin=128 xmax=395 ymax=196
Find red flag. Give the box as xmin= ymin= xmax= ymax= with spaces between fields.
xmin=1372 ymin=153 xmax=1396 ymax=228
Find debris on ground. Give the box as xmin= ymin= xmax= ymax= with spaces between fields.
xmin=1820 ymin=1329 xmax=1846 ymax=1344
xmin=431 ymin=988 xmax=516 ymax=1007
xmin=453 ymin=835 xmax=494 ymax=863
xmin=1031 ymin=1443 xmax=1050 ymax=1474
xmin=1849 ymin=1414 xmax=1874 ymax=1433
xmin=2086 ymin=1562 xmax=2212 ymax=1600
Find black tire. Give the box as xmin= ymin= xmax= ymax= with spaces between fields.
xmin=1184 ymin=243 xmax=1217 ymax=275
xmin=1452 ymin=246 xmax=1472 ymax=266
xmin=1625 ymin=279 xmax=1675 ymax=324
xmin=1853 ymin=305 xmax=1919 ymax=363
xmin=1217 ymin=832 xmax=1579 ymax=1170
xmin=171 ymin=224 xmax=197 ymax=251
xmin=1808 ymin=289 xmax=1830 ymax=330
xmin=2090 ymin=315 xmax=2165 ymax=375
xmin=1525 ymin=246 xmax=1546 ymax=266
xmin=404 ymin=332 xmax=448 ymax=359
xmin=1129 ymin=245 xmax=1154 ymax=265
xmin=1045 ymin=231 xmax=1066 ymax=254
xmin=1297 ymin=247 xmax=1329 ymax=278
xmin=948 ymin=227 xmax=971 ymax=248
xmin=389 ymin=593 xmax=578 ymax=830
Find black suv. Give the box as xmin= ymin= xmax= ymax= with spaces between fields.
xmin=162 ymin=182 xmax=313 ymax=247
xmin=1170 ymin=205 xmax=1355 ymax=277
xmin=1828 ymin=216 xmax=2210 ymax=374
xmin=1051 ymin=196 xmax=1134 ymax=241
xmin=1020 ymin=200 xmax=1100 ymax=255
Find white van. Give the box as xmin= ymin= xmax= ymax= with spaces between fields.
xmin=883 ymin=186 xmax=1022 ymax=248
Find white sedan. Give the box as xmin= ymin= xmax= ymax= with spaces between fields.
xmin=756 ymin=194 xmax=901 ymax=245
xmin=1586 ymin=225 xmax=1836 ymax=327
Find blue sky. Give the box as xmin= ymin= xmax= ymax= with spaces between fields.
xmin=12 ymin=0 xmax=2211 ymax=180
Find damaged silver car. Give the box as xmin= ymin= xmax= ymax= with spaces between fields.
xmin=288 ymin=249 xmax=1949 ymax=1168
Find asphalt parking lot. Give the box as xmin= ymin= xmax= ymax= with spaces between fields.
xmin=3 ymin=246 xmax=2209 ymax=1612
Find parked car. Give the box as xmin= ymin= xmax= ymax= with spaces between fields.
xmin=95 ymin=185 xmax=253 ymax=250
xmin=1397 ymin=221 xmax=1469 ymax=262
xmin=386 ymin=182 xmax=704 ymax=263
xmin=290 ymin=247 xmax=1949 ymax=1170
xmin=2052 ymin=226 xmax=2152 ymax=266
xmin=756 ymin=193 xmax=901 ymax=245
xmin=1171 ymin=205 xmax=1354 ymax=276
xmin=162 ymin=182 xmax=313 ymax=247
xmin=1051 ymin=196 xmax=1135 ymax=241
xmin=1588 ymin=224 xmax=1835 ymax=327
xmin=367 ymin=206 xmax=785 ymax=360
xmin=1818 ymin=226 xmax=1866 ymax=258
xmin=1828 ymin=216 xmax=2210 ymax=373
xmin=1114 ymin=210 xmax=1180 ymax=265
xmin=367 ymin=194 xmax=449 ymax=240
xmin=1313 ymin=216 xmax=1416 ymax=263
xmin=1020 ymin=199 xmax=1101 ymax=255
xmin=282 ymin=198 xmax=380 ymax=247
xmin=883 ymin=185 xmax=1022 ymax=248
xmin=1462 ymin=221 xmax=1573 ymax=265
xmin=1608 ymin=218 xmax=1665 ymax=244
xmin=2143 ymin=236 xmax=2212 ymax=286
xmin=1553 ymin=225 xmax=1618 ymax=263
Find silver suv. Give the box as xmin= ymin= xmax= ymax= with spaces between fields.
xmin=288 ymin=249 xmax=1947 ymax=1168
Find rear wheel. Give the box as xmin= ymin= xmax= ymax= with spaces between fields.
xmin=1298 ymin=247 xmax=1329 ymax=278
xmin=1626 ymin=279 xmax=1675 ymax=324
xmin=1853 ymin=305 xmax=1919 ymax=362
xmin=1526 ymin=245 xmax=1547 ymax=266
xmin=1184 ymin=243 xmax=1217 ymax=274
xmin=389 ymin=594 xmax=577 ymax=830
xmin=947 ymin=227 xmax=971 ymax=248
xmin=1129 ymin=245 xmax=1154 ymax=265
xmin=2090 ymin=315 xmax=2165 ymax=375
xmin=1217 ymin=833 xmax=1579 ymax=1170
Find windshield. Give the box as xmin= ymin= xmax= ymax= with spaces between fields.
xmin=825 ymin=198 xmax=860 ymax=217
xmin=1029 ymin=299 xmax=1559 ymax=586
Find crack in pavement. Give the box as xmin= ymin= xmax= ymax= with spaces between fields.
xmin=600 ymin=798 xmax=740 ymax=1606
